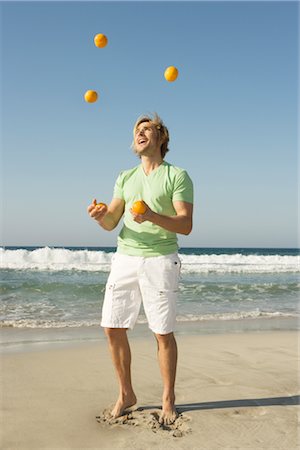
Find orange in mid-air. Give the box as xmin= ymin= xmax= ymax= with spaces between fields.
xmin=132 ymin=200 xmax=147 ymax=214
xmin=84 ymin=90 xmax=98 ymax=103
xmin=94 ymin=33 xmax=108 ymax=48
xmin=164 ymin=66 xmax=179 ymax=82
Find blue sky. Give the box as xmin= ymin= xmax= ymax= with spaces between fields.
xmin=1 ymin=1 xmax=298 ymax=248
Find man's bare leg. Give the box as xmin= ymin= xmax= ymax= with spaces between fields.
xmin=155 ymin=332 xmax=178 ymax=425
xmin=104 ymin=328 xmax=137 ymax=418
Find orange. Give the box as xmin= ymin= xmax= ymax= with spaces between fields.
xmin=164 ymin=66 xmax=178 ymax=82
xmin=84 ymin=90 xmax=98 ymax=103
xmin=132 ymin=200 xmax=146 ymax=214
xmin=94 ymin=33 xmax=108 ymax=48
xmin=96 ymin=202 xmax=107 ymax=208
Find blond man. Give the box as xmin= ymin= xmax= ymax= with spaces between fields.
xmin=88 ymin=113 xmax=193 ymax=424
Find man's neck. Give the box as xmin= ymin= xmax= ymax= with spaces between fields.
xmin=141 ymin=156 xmax=164 ymax=175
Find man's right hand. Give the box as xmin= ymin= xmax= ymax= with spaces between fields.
xmin=87 ymin=199 xmax=108 ymax=222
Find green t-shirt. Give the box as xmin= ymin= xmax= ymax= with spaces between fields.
xmin=113 ymin=161 xmax=193 ymax=257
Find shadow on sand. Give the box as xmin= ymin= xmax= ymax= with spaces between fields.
xmin=137 ymin=395 xmax=300 ymax=413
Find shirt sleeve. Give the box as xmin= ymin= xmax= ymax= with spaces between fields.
xmin=172 ymin=170 xmax=194 ymax=204
xmin=113 ymin=172 xmax=125 ymax=200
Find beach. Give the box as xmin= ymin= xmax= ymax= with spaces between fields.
xmin=1 ymin=246 xmax=299 ymax=448
xmin=1 ymin=328 xmax=299 ymax=450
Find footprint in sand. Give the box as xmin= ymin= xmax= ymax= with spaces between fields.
xmin=96 ymin=407 xmax=192 ymax=437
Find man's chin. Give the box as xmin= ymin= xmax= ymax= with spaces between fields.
xmin=135 ymin=148 xmax=148 ymax=156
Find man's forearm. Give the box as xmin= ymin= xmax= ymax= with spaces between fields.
xmin=96 ymin=212 xmax=118 ymax=231
xmin=148 ymin=211 xmax=192 ymax=235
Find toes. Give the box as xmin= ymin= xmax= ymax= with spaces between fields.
xmin=158 ymin=414 xmax=171 ymax=425
xmin=159 ymin=412 xmax=177 ymax=426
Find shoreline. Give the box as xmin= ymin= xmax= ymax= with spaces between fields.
xmin=2 ymin=330 xmax=299 ymax=449
xmin=0 ymin=316 xmax=298 ymax=354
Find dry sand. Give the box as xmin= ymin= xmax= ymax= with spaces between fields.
xmin=1 ymin=330 xmax=299 ymax=449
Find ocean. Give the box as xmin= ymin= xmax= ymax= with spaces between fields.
xmin=0 ymin=246 xmax=299 ymax=351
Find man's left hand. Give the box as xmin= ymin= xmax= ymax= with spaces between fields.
xmin=130 ymin=202 xmax=154 ymax=224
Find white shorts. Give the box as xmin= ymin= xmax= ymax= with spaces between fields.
xmin=101 ymin=252 xmax=181 ymax=334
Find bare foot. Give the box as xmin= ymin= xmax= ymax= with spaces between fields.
xmin=159 ymin=398 xmax=178 ymax=425
xmin=110 ymin=392 xmax=137 ymax=418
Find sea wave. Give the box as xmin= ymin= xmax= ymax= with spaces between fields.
xmin=0 ymin=247 xmax=113 ymax=272
xmin=0 ymin=247 xmax=299 ymax=273
xmin=0 ymin=310 xmax=298 ymax=329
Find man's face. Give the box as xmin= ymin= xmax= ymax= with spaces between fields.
xmin=134 ymin=121 xmax=161 ymax=157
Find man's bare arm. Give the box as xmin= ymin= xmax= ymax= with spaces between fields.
xmin=131 ymin=200 xmax=193 ymax=235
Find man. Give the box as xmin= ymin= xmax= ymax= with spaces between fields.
xmin=87 ymin=113 xmax=193 ymax=425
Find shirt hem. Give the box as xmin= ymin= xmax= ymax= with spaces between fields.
xmin=116 ymin=246 xmax=179 ymax=257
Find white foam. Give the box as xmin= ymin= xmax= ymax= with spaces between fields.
xmin=175 ymin=310 xmax=298 ymax=322
xmin=0 ymin=310 xmax=297 ymax=328
xmin=0 ymin=247 xmax=299 ymax=273
xmin=179 ymin=253 xmax=299 ymax=273
xmin=0 ymin=319 xmax=102 ymax=328
xmin=0 ymin=247 xmax=113 ymax=272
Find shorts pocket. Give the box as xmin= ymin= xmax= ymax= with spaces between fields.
xmin=103 ymin=283 xmax=128 ymax=325
xmin=143 ymin=256 xmax=181 ymax=291
xmin=144 ymin=288 xmax=178 ymax=334
xmin=161 ymin=258 xmax=181 ymax=290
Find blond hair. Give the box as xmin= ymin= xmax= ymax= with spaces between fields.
xmin=132 ymin=113 xmax=170 ymax=158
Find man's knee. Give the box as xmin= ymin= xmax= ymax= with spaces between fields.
xmin=154 ymin=332 xmax=175 ymax=347
xmin=104 ymin=327 xmax=128 ymax=341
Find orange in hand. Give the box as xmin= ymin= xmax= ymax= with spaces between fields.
xmin=132 ymin=200 xmax=146 ymax=214
xmin=96 ymin=202 xmax=107 ymax=208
